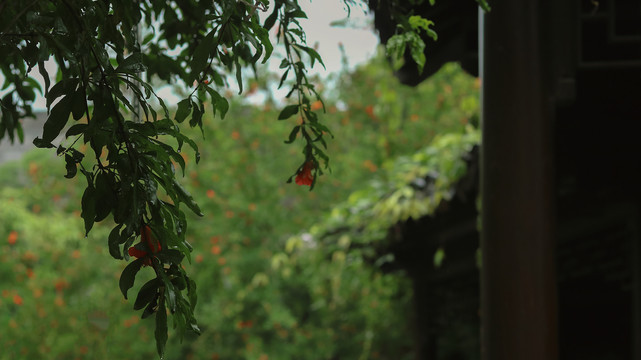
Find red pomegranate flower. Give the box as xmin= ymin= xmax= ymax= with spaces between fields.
xmin=295 ymin=161 xmax=314 ymax=186
xmin=128 ymin=225 xmax=161 ymax=266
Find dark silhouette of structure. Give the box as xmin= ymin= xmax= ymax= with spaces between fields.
xmin=370 ymin=1 xmax=641 ymax=359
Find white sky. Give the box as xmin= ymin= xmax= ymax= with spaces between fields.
xmin=10 ymin=0 xmax=379 ymax=111
xmin=296 ymin=0 xmax=378 ymax=74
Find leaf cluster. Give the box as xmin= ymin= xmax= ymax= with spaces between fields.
xmin=0 ymin=0 xmax=330 ymax=357
xmin=309 ymin=127 xmax=480 ymax=268
xmin=376 ymin=0 xmax=490 ymax=75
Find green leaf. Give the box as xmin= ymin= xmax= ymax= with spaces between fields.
xmin=409 ymin=35 xmax=426 ymax=74
xmin=190 ymin=30 xmax=216 ymax=80
xmin=287 ymin=9 xmax=308 ymax=19
xmin=155 ymin=249 xmax=185 ymax=264
xmin=408 ymin=15 xmax=432 ymax=31
xmin=174 ymin=99 xmax=192 ymax=123
xmin=188 ymin=278 xmax=198 ymax=312
xmin=263 ymin=2 xmax=281 ymax=29
xmin=71 ymin=87 xmax=86 ymax=120
xmin=119 ymin=258 xmax=144 ymax=300
xmin=37 ymin=60 xmax=51 ymax=99
xmin=108 ymin=225 xmax=124 ymax=259
xmin=254 ymin=25 xmax=273 ymax=63
xmin=134 ymin=278 xmax=161 ymax=310
xmin=293 ymin=44 xmax=325 ymax=69
xmin=65 ymin=123 xmax=87 ymax=137
xmin=141 ymin=296 xmax=158 ymax=319
xmin=205 ymin=87 xmax=229 ymax=119
xmin=171 ymin=275 xmax=187 ymax=291
xmin=64 ymin=154 xmax=77 ymax=179
xmin=476 ymin=0 xmax=491 ymax=12
xmin=284 ymin=125 xmax=300 ymax=144
xmin=189 ymin=101 xmax=203 ymax=130
xmin=165 ymin=283 xmax=177 ymax=313
xmin=40 ymin=93 xmax=73 ymax=144
xmin=172 ymin=179 xmax=203 ymax=216
xmin=235 ymin=57 xmax=243 ymax=94
xmin=46 ymin=78 xmax=78 ymax=109
xmin=116 ymin=52 xmax=147 ymax=73
xmin=81 ymin=186 xmax=96 ymax=235
xmin=433 ymin=247 xmax=446 ymax=268
xmin=155 ymin=296 xmax=168 ymax=358
xmin=94 ymin=171 xmax=114 ymax=222
xmin=278 ymin=105 xmax=299 ymax=120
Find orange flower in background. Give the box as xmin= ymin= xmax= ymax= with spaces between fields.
xmin=128 ymin=225 xmax=161 ymax=266
xmin=310 ymin=100 xmax=323 ymax=111
xmin=22 ymin=251 xmax=37 ymax=262
xmin=28 ymin=162 xmax=39 ymax=176
xmin=13 ymin=294 xmax=23 ymax=306
xmin=364 ymin=104 xmax=376 ymax=119
xmin=206 ymin=189 xmax=215 ymax=198
xmin=7 ymin=231 xmax=18 ymax=245
xmin=54 ymin=279 xmax=70 ymax=292
xmin=295 ymin=161 xmax=314 ymax=186
xmin=237 ymin=320 xmax=254 ymax=329
xmin=33 ymin=288 xmax=43 ymax=298
xmin=363 ymin=160 xmax=378 ymax=172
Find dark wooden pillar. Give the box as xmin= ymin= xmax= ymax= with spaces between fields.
xmin=480 ymin=1 xmax=557 ymax=359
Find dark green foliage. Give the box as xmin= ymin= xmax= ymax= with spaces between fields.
xmin=0 ymin=0 xmax=332 ymax=356
xmin=0 ymin=52 xmax=480 ymax=358
xmin=0 ymin=0 xmax=488 ymax=357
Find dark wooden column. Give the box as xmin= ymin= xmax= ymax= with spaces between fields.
xmin=480 ymin=1 xmax=557 ymax=359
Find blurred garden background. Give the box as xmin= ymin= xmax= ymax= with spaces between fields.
xmin=0 ymin=47 xmax=479 ymax=359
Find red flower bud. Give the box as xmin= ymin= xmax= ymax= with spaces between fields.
xmin=141 ymin=225 xmax=161 ymax=253
xmin=295 ymin=161 xmax=315 ymax=186
xmin=127 ymin=225 xmax=161 ymax=266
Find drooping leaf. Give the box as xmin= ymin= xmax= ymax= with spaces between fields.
xmin=190 ymin=30 xmax=216 ymax=81
xmin=174 ymin=99 xmax=192 ymax=123
xmin=284 ymin=125 xmax=300 ymax=144
xmin=119 ymin=258 xmax=144 ymax=300
xmin=81 ymin=185 xmax=96 ymax=235
xmin=116 ymin=52 xmax=147 ymax=73
xmin=278 ymin=104 xmax=299 ymax=120
xmin=108 ymin=225 xmax=124 ymax=259
xmin=172 ymin=179 xmax=203 ymax=216
xmin=134 ymin=278 xmax=162 ymax=310
xmin=155 ymin=295 xmax=168 ymax=358
xmin=40 ymin=93 xmax=73 ymax=144
xmin=64 ymin=153 xmax=78 ymax=179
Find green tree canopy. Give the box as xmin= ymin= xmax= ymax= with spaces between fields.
xmin=0 ymin=0 xmax=487 ymax=357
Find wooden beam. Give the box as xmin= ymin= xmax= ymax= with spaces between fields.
xmin=480 ymin=1 xmax=558 ymax=359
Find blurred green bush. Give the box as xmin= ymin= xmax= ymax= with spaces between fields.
xmin=0 ymin=53 xmax=478 ymax=359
